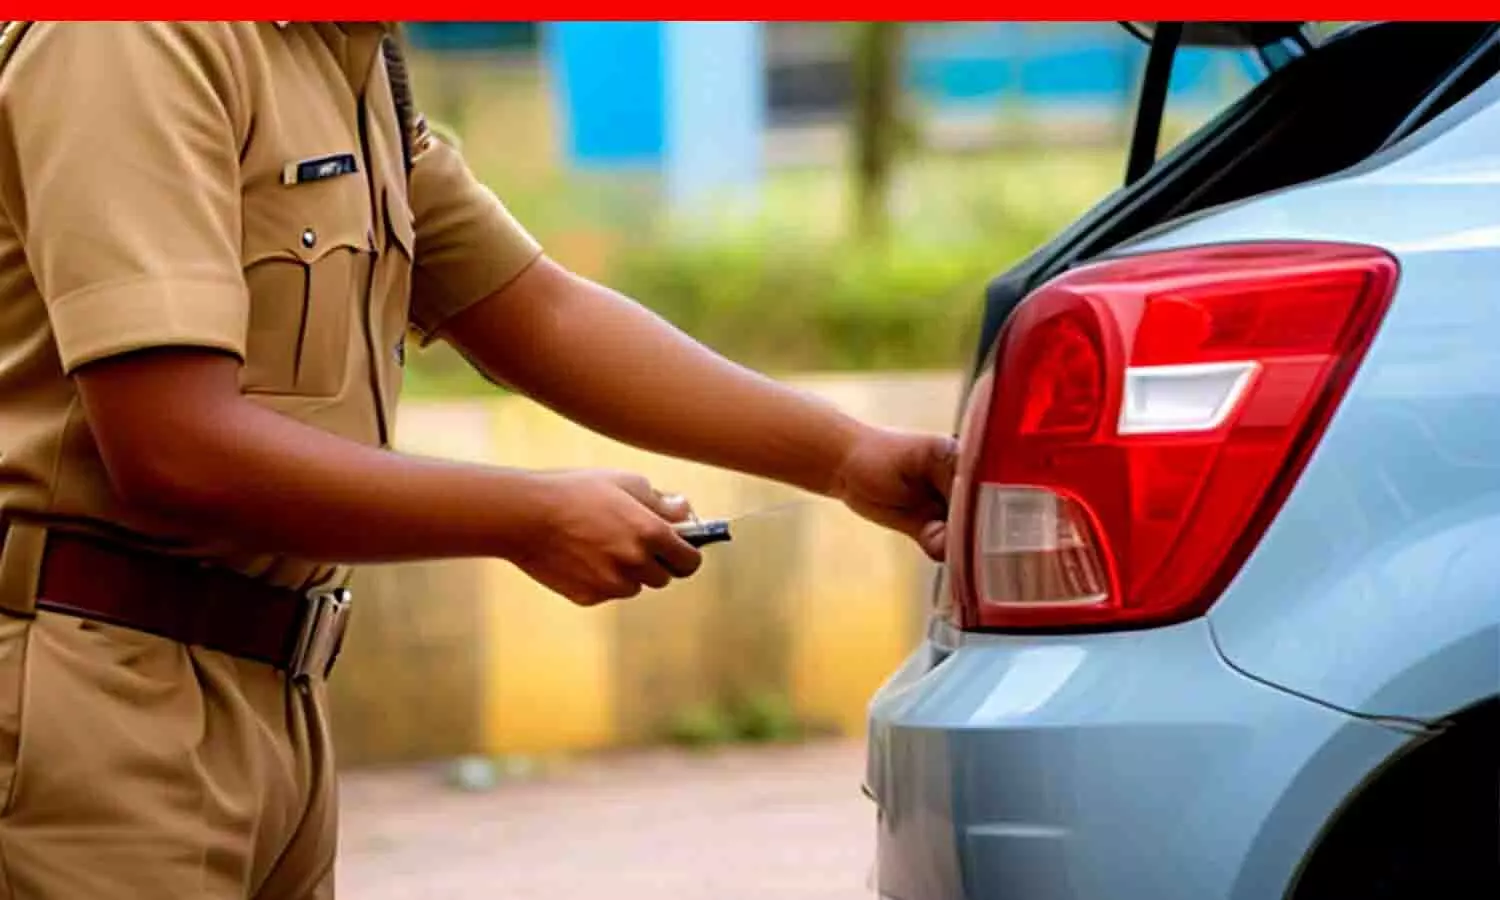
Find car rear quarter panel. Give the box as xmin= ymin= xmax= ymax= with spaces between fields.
xmin=865 ymin=622 xmax=1412 ymax=900
xmin=1122 ymin=81 xmax=1500 ymax=725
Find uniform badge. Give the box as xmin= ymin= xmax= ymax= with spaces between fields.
xmin=282 ymin=153 xmax=359 ymax=186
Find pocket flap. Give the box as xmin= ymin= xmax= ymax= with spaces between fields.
xmin=244 ymin=184 xmax=370 ymax=267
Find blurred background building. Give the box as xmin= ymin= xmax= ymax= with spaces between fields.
xmin=400 ymin=23 xmax=1255 ymax=211
xmin=331 ymin=21 xmax=1264 ymax=769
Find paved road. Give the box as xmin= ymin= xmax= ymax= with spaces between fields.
xmin=337 ymin=740 xmax=875 ymax=899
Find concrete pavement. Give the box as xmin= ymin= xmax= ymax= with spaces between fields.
xmin=337 ymin=740 xmax=875 ymax=899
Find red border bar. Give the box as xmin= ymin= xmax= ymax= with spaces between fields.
xmin=0 ymin=14 xmax=1490 ymax=23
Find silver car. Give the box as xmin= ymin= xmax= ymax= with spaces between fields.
xmin=867 ymin=21 xmax=1500 ymax=900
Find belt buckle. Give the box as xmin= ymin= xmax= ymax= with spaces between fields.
xmin=289 ymin=586 xmax=352 ymax=684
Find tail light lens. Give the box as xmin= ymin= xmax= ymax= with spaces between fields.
xmin=949 ymin=242 xmax=1399 ymax=631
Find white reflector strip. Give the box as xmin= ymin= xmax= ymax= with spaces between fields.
xmin=1118 ymin=361 xmax=1259 ymax=435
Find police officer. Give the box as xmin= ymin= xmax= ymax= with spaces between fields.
xmin=0 ymin=21 xmax=955 ymax=899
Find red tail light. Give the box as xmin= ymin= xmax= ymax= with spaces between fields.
xmin=948 ymin=242 xmax=1399 ymax=632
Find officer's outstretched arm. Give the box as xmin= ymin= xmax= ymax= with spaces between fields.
xmin=441 ymin=256 xmax=866 ymax=496
xmin=439 ymin=257 xmax=957 ymax=561
xmin=399 ymin=77 xmax=953 ymax=557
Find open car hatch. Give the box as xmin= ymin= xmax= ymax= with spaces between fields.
xmin=1119 ymin=21 xmax=1317 ymax=183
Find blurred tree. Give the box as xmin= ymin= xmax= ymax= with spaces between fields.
xmin=850 ymin=22 xmax=905 ymax=243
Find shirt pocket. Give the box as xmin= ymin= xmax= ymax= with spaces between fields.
xmin=241 ymin=185 xmax=372 ymax=398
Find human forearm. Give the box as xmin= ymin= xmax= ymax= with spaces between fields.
xmin=443 ymin=258 xmax=866 ymax=495
xmin=134 ymin=401 xmax=547 ymax=564
xmin=76 ymin=347 xmax=705 ymax=601
xmin=74 ymin=348 xmax=555 ymax=565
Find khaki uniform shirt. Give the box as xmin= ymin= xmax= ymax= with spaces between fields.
xmin=0 ymin=22 xmax=541 ymax=600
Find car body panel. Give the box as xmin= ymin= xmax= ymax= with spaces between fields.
xmin=868 ymin=62 xmax=1500 ymax=900
xmin=1117 ymin=75 xmax=1500 ymax=725
xmin=866 ymin=621 xmax=1411 ymax=900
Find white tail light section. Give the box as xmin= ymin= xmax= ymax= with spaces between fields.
xmin=1118 ymin=361 xmax=1261 ymax=435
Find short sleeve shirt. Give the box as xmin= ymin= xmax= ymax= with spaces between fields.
xmin=0 ymin=21 xmax=541 ymax=592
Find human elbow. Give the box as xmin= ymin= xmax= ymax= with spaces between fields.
xmin=99 ymin=428 xmax=238 ymax=522
xmin=73 ymin=347 xmax=254 ymax=522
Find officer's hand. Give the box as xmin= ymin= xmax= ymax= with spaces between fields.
xmin=516 ymin=469 xmax=704 ymax=606
xmin=832 ymin=425 xmax=958 ymax=563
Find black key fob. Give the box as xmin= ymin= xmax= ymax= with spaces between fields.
xmin=673 ymin=519 xmax=733 ymax=548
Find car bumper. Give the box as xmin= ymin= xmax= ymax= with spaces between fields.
xmin=865 ymin=619 xmax=1413 ymax=900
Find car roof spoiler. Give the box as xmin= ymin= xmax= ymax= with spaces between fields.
xmin=1121 ymin=21 xmax=1315 ymax=185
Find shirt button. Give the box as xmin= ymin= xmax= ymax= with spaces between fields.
xmin=301 ymin=228 xmax=317 ymax=249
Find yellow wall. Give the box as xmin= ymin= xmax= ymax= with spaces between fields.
xmin=328 ymin=372 xmax=964 ymax=765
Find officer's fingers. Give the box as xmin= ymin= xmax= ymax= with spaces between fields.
xmin=601 ymin=470 xmax=654 ymax=502
xmin=652 ymin=492 xmax=695 ymax=524
xmin=917 ymin=519 xmax=948 ymax=563
xmin=530 ymin=561 xmax=631 ymax=608
xmin=624 ymin=558 xmax=674 ymax=591
xmin=607 ymin=472 xmax=693 ymax=523
xmin=615 ymin=535 xmax=679 ymax=589
xmin=586 ymin=555 xmax=645 ymax=601
xmin=643 ymin=523 xmax=704 ymax=579
xmin=537 ymin=571 xmax=600 ymax=608
xmin=599 ymin=574 xmax=644 ymax=601
xmin=635 ymin=489 xmax=692 ymax=523
xmin=927 ymin=435 xmax=960 ymax=503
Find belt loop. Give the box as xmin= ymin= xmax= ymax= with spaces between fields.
xmin=0 ymin=520 xmax=46 ymax=617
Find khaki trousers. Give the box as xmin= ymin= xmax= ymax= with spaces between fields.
xmin=0 ymin=610 xmax=337 ymax=898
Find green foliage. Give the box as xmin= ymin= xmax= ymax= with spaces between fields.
xmin=401 ymin=222 xmax=1050 ymax=396
xmin=664 ymin=702 xmax=739 ymax=749
xmin=400 ymin=51 xmax=1134 ymax=396
xmin=662 ymin=691 xmax=809 ymax=749
xmin=400 ymin=133 xmax=1123 ymax=396
xmin=729 ymin=691 xmax=803 ymax=744
xmin=610 ymin=231 xmax=1040 ymax=376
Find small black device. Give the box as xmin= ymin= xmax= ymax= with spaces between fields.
xmin=673 ymin=519 xmax=733 ymax=548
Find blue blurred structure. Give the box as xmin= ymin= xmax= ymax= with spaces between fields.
xmin=903 ymin=23 xmax=1253 ymax=110
xmin=543 ymin=22 xmax=765 ymax=212
xmin=662 ymin=22 xmax=765 ymax=210
xmin=544 ymin=22 xmax=667 ymax=168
